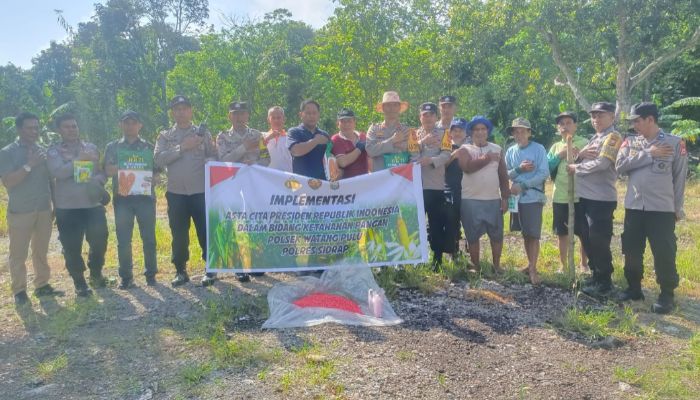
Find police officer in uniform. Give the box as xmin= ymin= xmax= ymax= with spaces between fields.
xmin=616 ymin=102 xmax=688 ymax=314
xmin=154 ymin=95 xmax=218 ymax=287
xmin=566 ymin=102 xmax=623 ymax=297
xmin=216 ymin=100 xmax=269 ymax=282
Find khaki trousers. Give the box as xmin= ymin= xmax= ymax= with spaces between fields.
xmin=7 ymin=209 xmax=52 ymax=295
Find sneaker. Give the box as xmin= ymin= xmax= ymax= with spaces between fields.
xmin=145 ymin=276 xmax=157 ymax=286
xmin=618 ymin=287 xmax=644 ymax=302
xmin=652 ymin=290 xmax=675 ymax=314
xmin=76 ymin=287 xmax=94 ymax=298
xmin=201 ymin=273 xmax=217 ymax=287
xmin=89 ymin=274 xmax=108 ymax=288
xmin=236 ymin=273 xmax=251 ymax=283
xmin=14 ymin=291 xmax=30 ymax=306
xmin=118 ymin=279 xmax=134 ymax=290
xmin=171 ymin=272 xmax=190 ymax=287
xmin=34 ymin=284 xmax=65 ymax=297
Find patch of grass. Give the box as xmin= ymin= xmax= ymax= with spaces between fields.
xmin=180 ymin=362 xmax=213 ymax=386
xmin=36 ymin=353 xmax=68 ymax=381
xmin=613 ymin=334 xmax=700 ymax=399
xmin=556 ymin=305 xmax=650 ymax=341
xmin=0 ymin=199 xmax=6 ymax=236
xmin=41 ymin=298 xmax=100 ymax=341
xmin=277 ymin=341 xmax=341 ymax=397
xmin=396 ymin=350 xmax=415 ymax=362
xmin=209 ymin=331 xmax=281 ymax=368
xmin=437 ymin=372 xmax=447 ymax=386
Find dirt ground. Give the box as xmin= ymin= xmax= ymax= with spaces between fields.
xmin=1 ymin=253 xmax=698 ymax=399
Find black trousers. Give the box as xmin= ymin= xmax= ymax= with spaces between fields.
xmin=443 ymin=189 xmax=461 ymax=254
xmin=621 ymin=209 xmax=678 ymax=291
xmin=55 ymin=206 xmax=109 ymax=288
xmin=575 ymin=197 xmax=617 ymax=283
xmin=423 ymin=189 xmax=449 ymax=259
xmin=166 ymin=192 xmax=207 ymax=273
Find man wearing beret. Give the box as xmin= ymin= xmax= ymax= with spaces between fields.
xmin=567 ymin=102 xmax=623 ymax=298
xmin=104 ymin=110 xmax=160 ymax=289
xmin=331 ymin=108 xmax=368 ymax=179
xmin=416 ymin=102 xmax=452 ymax=266
xmin=287 ymin=100 xmax=329 ymax=180
xmin=154 ymin=95 xmax=218 ymax=287
xmin=547 ymin=112 xmax=589 ymax=273
xmin=1 ymin=112 xmax=62 ymax=305
xmin=47 ymin=114 xmax=110 ymax=297
xmin=366 ymin=91 xmax=413 ymax=171
xmin=616 ymin=102 xmax=688 ymax=314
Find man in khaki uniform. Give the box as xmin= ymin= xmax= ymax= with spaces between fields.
xmin=566 ymin=101 xmax=623 ymax=298
xmin=154 ymin=95 xmax=218 ymax=287
xmin=616 ymin=102 xmax=688 ymax=314
xmin=366 ymin=91 xmax=412 ymax=171
xmin=0 ymin=112 xmax=62 ymax=305
xmin=216 ymin=100 xmax=268 ymax=282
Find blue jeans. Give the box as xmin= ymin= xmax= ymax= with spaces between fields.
xmin=114 ymin=196 xmax=157 ymax=280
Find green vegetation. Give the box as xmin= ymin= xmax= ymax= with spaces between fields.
xmin=613 ymin=334 xmax=700 ymax=399
xmin=36 ymin=353 xmax=68 ymax=381
xmin=556 ymin=305 xmax=651 ymax=341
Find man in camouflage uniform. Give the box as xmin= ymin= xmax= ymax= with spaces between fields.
xmin=216 ymin=101 xmax=269 ymax=282
xmin=566 ymin=102 xmax=623 ymax=298
xmin=616 ymin=102 xmax=688 ymax=314
xmin=366 ymin=91 xmax=412 ymax=171
xmin=154 ymin=95 xmax=218 ymax=287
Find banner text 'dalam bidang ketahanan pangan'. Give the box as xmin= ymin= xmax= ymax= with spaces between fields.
xmin=205 ymin=162 xmax=428 ymax=273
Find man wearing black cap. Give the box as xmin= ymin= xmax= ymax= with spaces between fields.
xmin=154 ymin=95 xmax=218 ymax=287
xmin=47 ymin=114 xmax=110 ymax=297
xmin=616 ymin=102 xmax=688 ymax=314
xmin=566 ymin=101 xmax=623 ymax=298
xmin=436 ymin=96 xmax=457 ymax=132
xmin=416 ymin=102 xmax=452 ymax=266
xmin=331 ymin=108 xmax=368 ymax=179
xmin=216 ymin=101 xmax=268 ymax=282
xmin=104 ymin=111 xmax=160 ymax=288
xmin=217 ymin=101 xmax=269 ymax=167
xmin=547 ymin=112 xmax=589 ymax=273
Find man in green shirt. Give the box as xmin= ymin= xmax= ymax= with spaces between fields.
xmin=547 ymin=112 xmax=588 ymax=273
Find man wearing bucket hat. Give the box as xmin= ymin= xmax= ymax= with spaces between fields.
xmin=366 ymin=91 xmax=412 ymax=171
xmin=616 ymin=102 xmax=688 ymax=314
xmin=455 ymin=115 xmax=509 ymax=272
xmin=331 ymin=108 xmax=369 ymax=179
xmin=505 ymin=118 xmax=549 ymax=285
xmin=416 ymin=102 xmax=452 ymax=266
xmin=104 ymin=110 xmax=160 ymax=289
xmin=155 ymin=95 xmax=218 ymax=287
xmin=47 ymin=113 xmax=110 ymax=297
xmin=566 ymin=101 xmax=623 ymax=298
xmin=547 ymin=112 xmax=589 ymax=273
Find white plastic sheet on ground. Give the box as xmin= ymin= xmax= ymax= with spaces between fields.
xmin=262 ymin=267 xmax=402 ymax=329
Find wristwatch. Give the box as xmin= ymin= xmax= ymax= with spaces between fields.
xmin=23 ymin=164 xmax=31 ymax=172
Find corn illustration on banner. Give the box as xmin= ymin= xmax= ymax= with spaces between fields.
xmin=205 ymin=162 xmax=429 ymax=273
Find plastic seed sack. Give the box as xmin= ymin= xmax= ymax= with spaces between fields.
xmin=262 ymin=267 xmax=402 ymax=329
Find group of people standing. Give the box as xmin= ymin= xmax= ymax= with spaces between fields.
xmin=1 ymin=91 xmax=687 ymax=315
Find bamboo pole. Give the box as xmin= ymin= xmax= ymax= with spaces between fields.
xmin=566 ymin=135 xmax=576 ymax=279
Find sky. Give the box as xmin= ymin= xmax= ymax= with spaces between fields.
xmin=0 ymin=0 xmax=336 ymax=68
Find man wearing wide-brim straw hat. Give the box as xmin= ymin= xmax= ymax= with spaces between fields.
xmin=366 ymin=91 xmax=412 ymax=172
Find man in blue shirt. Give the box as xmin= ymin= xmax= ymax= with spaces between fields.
xmin=287 ymin=100 xmax=329 ymax=180
xmin=505 ymin=118 xmax=549 ymax=285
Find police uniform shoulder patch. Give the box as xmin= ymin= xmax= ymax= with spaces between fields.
xmin=680 ymin=139 xmax=687 ymax=156
xmin=600 ymin=131 xmax=622 ymax=161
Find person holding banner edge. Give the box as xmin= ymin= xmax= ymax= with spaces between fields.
xmin=154 ymin=95 xmax=218 ymax=287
